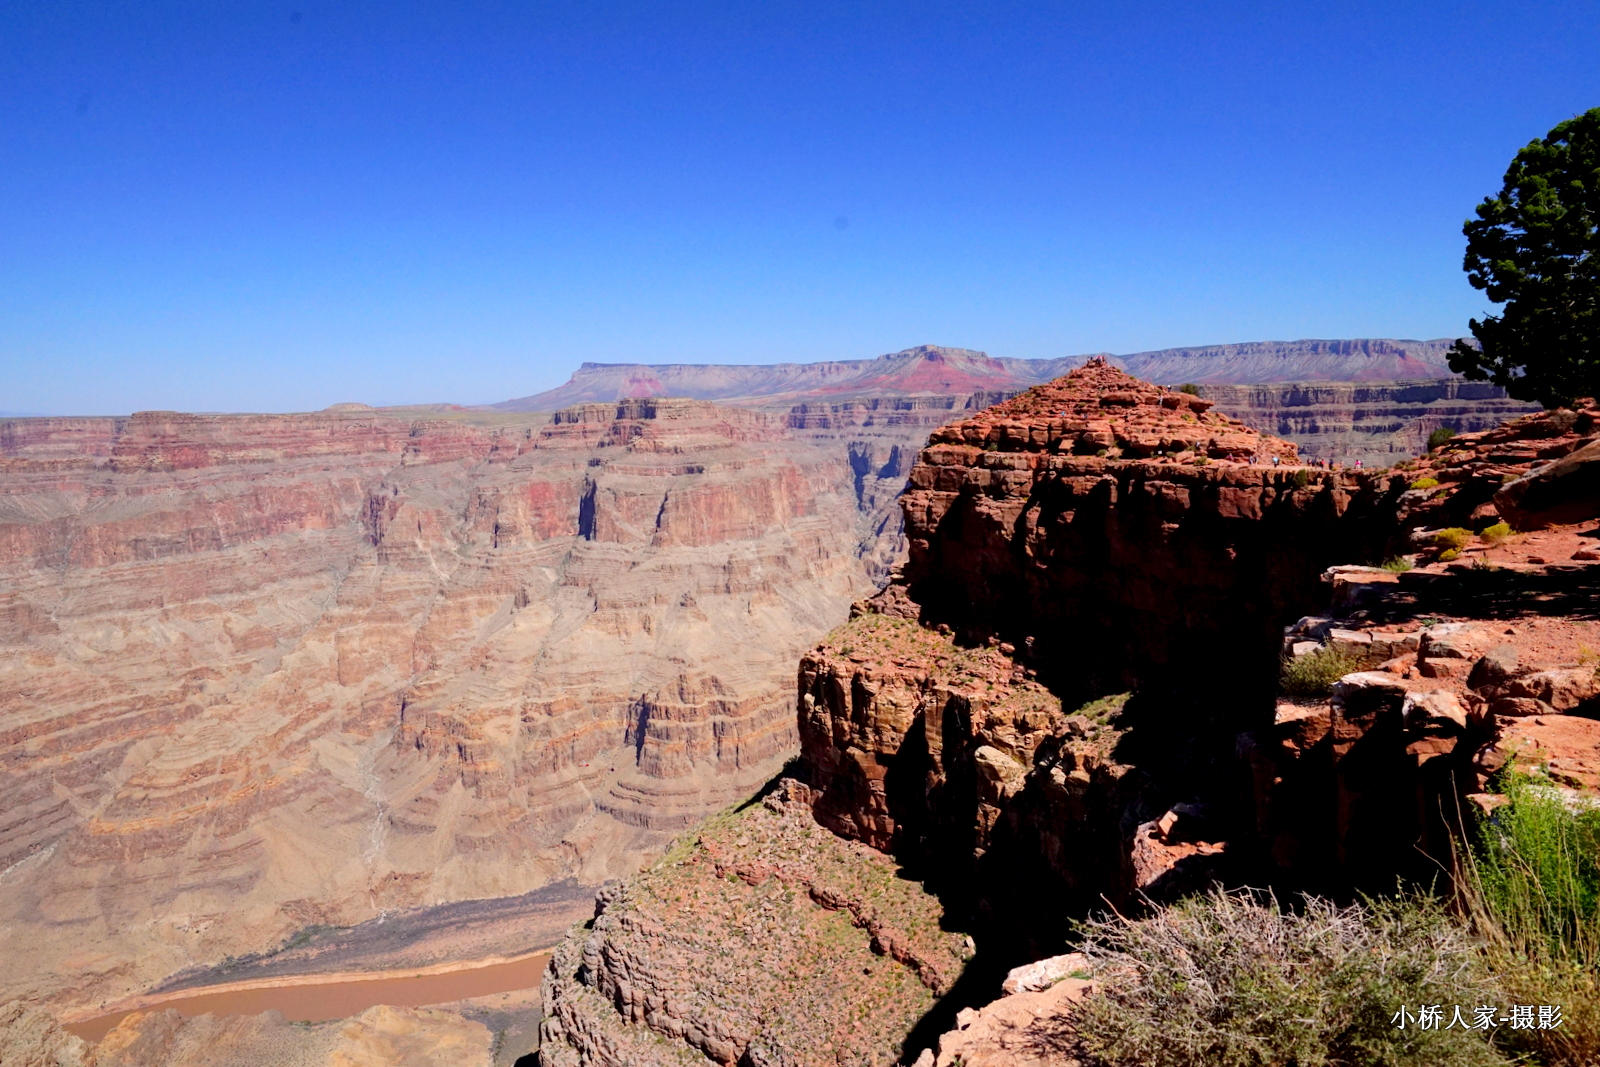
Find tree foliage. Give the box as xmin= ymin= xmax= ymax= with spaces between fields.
xmin=1449 ymin=107 xmax=1600 ymax=407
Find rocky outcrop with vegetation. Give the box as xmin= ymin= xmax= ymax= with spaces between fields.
xmin=537 ymin=367 xmax=1600 ymax=1067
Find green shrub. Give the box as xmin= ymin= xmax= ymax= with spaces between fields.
xmin=1179 ymin=382 xmax=1201 ymax=395
xmin=1410 ymin=476 xmax=1441 ymax=490
xmin=1073 ymin=692 xmax=1132 ymax=724
xmin=1064 ymin=889 xmax=1508 ymax=1067
xmin=1381 ymin=556 xmax=1414 ymax=573
xmin=1290 ymin=468 xmax=1313 ymax=489
xmin=1462 ymin=771 xmax=1600 ymax=1065
xmin=1428 ymin=426 xmax=1458 ymax=451
xmin=1279 ymin=647 xmax=1357 ymax=697
xmin=1472 ymin=771 xmax=1600 ymax=962
xmin=1480 ymin=521 xmax=1513 ymax=545
xmin=1192 ymin=455 xmax=1209 ymax=466
xmin=1439 ymin=548 xmax=1461 ymax=562
xmin=1435 ymin=527 xmax=1474 ymax=550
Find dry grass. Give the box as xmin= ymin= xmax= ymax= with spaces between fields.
xmin=1064 ymin=889 xmax=1510 ymax=1067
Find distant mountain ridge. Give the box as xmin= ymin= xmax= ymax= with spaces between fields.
xmin=491 ymin=339 xmax=1461 ymax=412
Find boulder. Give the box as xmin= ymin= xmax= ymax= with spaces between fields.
xmin=1490 ymin=696 xmax=1556 ymax=718
xmin=1369 ymin=631 xmax=1422 ymax=660
xmin=1001 ymin=953 xmax=1091 ymax=995
xmin=1401 ymin=690 xmax=1469 ymax=731
xmin=1418 ymin=624 xmax=1491 ymax=679
xmin=1467 ymin=644 xmax=1523 ymax=689
xmin=1503 ymin=669 xmax=1600 ymax=713
xmin=1332 ymin=671 xmax=1409 ymax=715
xmin=1495 ymin=437 xmax=1600 ymax=528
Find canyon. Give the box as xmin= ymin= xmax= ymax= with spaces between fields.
xmin=495 ymin=342 xmax=1536 ymax=465
xmin=538 ymin=362 xmax=1600 ymax=1066
xmin=493 ymin=338 xmax=1466 ymax=412
xmin=0 ymin=342 xmax=1576 ymax=1067
xmin=0 ymin=396 xmax=965 ymax=1025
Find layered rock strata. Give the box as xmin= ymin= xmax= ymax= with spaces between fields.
xmin=538 ymin=790 xmax=971 ymax=1067
xmin=0 ymin=400 xmax=888 ymax=1012
xmin=534 ymin=374 xmax=1600 ymax=1067
xmin=1196 ymin=379 xmax=1538 ymax=464
xmin=900 ymin=357 xmax=1404 ymax=703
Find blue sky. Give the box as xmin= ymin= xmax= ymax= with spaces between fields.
xmin=4 ymin=2 xmax=1599 ymax=414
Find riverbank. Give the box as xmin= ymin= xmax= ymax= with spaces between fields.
xmin=64 ymin=949 xmax=552 ymax=1045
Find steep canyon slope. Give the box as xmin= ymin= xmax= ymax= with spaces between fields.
xmin=537 ymin=360 xmax=1418 ymax=1065
xmin=540 ymin=363 xmax=1600 ymax=1067
xmin=0 ymin=398 xmax=946 ymax=1013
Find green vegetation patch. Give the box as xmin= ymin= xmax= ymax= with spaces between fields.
xmin=1411 ymin=476 xmax=1441 ymax=491
xmin=1480 ymin=521 xmax=1513 ymax=545
xmin=1435 ymin=527 xmax=1474 ymax=551
xmin=1279 ymin=646 xmax=1357 ymax=698
xmin=1463 ymin=770 xmax=1600 ymax=1065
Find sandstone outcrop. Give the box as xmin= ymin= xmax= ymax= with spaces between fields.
xmin=899 ymin=357 xmax=1402 ymax=702
xmin=538 ymin=790 xmax=970 ymax=1067
xmin=533 ymin=365 xmax=1600 ymax=1067
xmin=1383 ymin=396 xmax=1600 ymax=533
xmin=1239 ymin=398 xmax=1600 ymax=890
xmin=1245 ymin=551 xmax=1600 ymax=890
xmin=0 ymin=1000 xmax=95 ymax=1067
xmin=0 ymin=400 xmax=891 ymax=1013
xmin=910 ymin=971 xmax=1090 ymax=1067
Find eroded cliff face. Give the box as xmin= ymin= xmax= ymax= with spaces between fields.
xmin=538 ymin=790 xmax=970 ymax=1067
xmin=531 ymin=362 xmax=1446 ymax=1066
xmin=0 ymin=400 xmax=895 ymax=1012
xmin=1242 ymin=399 xmax=1600 ymax=892
xmin=1197 ymin=379 xmax=1539 ymax=465
xmin=899 ymin=358 xmax=1405 ymax=704
xmin=534 ymin=373 xmax=1600 ymax=1067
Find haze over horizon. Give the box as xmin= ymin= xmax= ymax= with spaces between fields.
xmin=5 ymin=2 xmax=1599 ymax=415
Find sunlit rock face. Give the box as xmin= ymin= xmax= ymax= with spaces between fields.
xmin=0 ymin=400 xmax=894 ymax=1011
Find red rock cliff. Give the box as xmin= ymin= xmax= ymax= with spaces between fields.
xmin=899 ymin=357 xmax=1404 ymax=699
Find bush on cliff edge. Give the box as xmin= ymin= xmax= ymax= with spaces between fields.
xmin=1063 ymin=889 xmax=1509 ymax=1067
xmin=1462 ymin=770 xmax=1600 ymax=1066
xmin=1280 ymin=646 xmax=1358 ymax=697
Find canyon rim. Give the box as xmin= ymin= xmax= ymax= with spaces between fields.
xmin=1 ymin=344 xmax=1584 ymax=1067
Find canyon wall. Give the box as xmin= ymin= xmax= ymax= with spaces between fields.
xmin=495 ymin=339 xmax=1464 ymax=412
xmin=535 ymin=360 xmax=1451 ymax=1065
xmin=897 ymin=360 xmax=1406 ymax=703
xmin=536 ymin=368 xmax=1600 ymax=1067
xmin=1197 ymin=378 xmax=1538 ymax=464
xmin=0 ymin=399 xmax=930 ymax=1013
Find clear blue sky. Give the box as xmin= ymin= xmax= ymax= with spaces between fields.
xmin=4 ymin=2 xmax=1599 ymax=414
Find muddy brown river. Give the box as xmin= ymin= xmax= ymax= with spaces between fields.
xmin=65 ymin=951 xmax=551 ymax=1044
